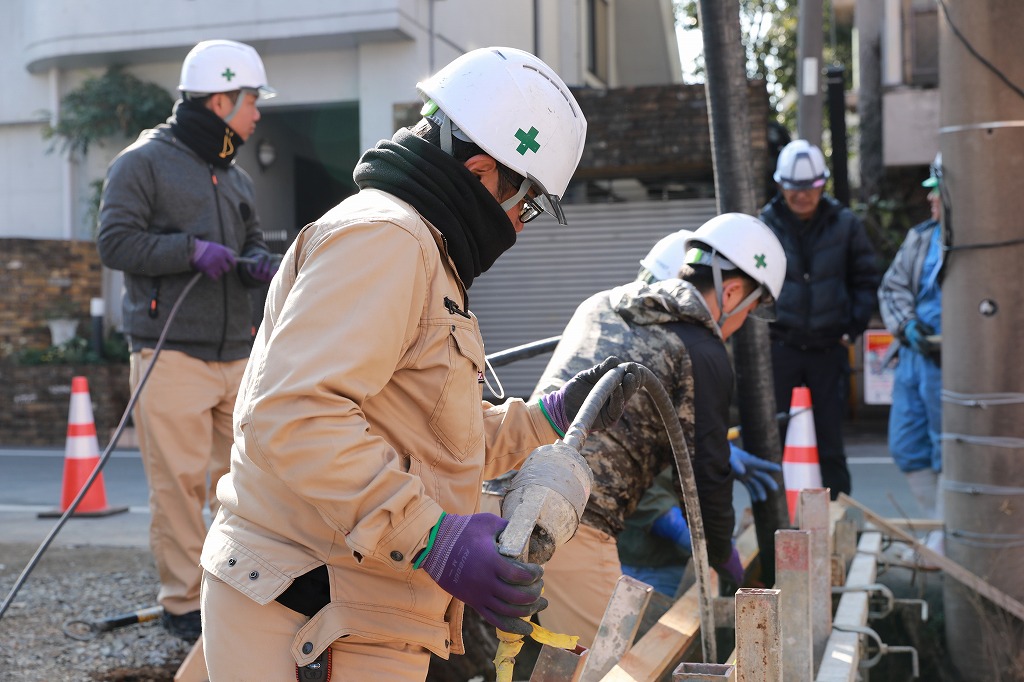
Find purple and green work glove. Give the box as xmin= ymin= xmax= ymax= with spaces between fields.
xmin=729 ymin=444 xmax=781 ymax=503
xmin=190 ymin=238 xmax=236 ymax=280
xmin=539 ymin=356 xmax=642 ymax=436
xmin=418 ymin=512 xmax=546 ymax=635
xmin=651 ymin=505 xmax=692 ymax=553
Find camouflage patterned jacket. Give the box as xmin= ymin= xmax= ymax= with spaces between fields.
xmin=531 ymin=279 xmax=736 ymax=568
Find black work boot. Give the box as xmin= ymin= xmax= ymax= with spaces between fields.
xmin=161 ymin=609 xmax=202 ymax=642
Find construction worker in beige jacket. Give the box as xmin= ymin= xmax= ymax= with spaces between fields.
xmin=200 ymin=47 xmax=637 ymax=680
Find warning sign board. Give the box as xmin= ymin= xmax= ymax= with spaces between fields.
xmin=863 ymin=329 xmax=896 ymax=405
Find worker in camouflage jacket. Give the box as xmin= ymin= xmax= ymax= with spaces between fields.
xmin=516 ymin=214 xmax=787 ymax=645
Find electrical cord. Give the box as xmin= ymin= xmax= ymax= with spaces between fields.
xmin=0 ymin=271 xmax=204 ymax=621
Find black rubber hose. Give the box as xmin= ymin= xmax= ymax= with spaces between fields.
xmin=561 ymin=362 xmax=717 ymax=664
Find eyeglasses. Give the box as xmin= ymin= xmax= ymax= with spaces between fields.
xmin=519 ymin=195 xmax=543 ymax=224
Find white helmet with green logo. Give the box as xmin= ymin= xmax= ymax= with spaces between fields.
xmin=683 ymin=213 xmax=787 ymax=323
xmin=416 ymin=47 xmax=587 ymax=224
xmin=179 ymin=40 xmax=276 ymax=100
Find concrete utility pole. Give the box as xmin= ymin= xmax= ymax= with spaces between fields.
xmin=797 ymin=0 xmax=825 ymax=145
xmin=696 ymin=0 xmax=788 ymax=589
xmin=938 ymin=0 xmax=1024 ymax=678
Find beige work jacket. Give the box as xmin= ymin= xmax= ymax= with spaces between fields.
xmin=201 ymin=189 xmax=555 ymax=664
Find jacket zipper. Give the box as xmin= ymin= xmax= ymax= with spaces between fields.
xmin=210 ymin=167 xmax=228 ymax=360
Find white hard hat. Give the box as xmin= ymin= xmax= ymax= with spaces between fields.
xmin=639 ymin=230 xmax=694 ymax=282
xmin=179 ymin=40 xmax=276 ymax=99
xmin=417 ymin=47 xmax=587 ymax=225
xmin=774 ymin=139 xmax=828 ymax=189
xmin=683 ymin=213 xmax=787 ymax=323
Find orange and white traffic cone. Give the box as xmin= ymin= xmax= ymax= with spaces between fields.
xmin=39 ymin=376 xmax=128 ymax=518
xmin=781 ymin=386 xmax=822 ymax=525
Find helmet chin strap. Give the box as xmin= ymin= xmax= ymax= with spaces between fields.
xmin=221 ymin=88 xmax=258 ymax=124
xmin=711 ymin=252 xmax=763 ymax=326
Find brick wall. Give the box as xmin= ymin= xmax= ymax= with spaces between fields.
xmin=0 ymin=238 xmax=102 ymax=354
xmin=0 ymin=239 xmax=126 ymax=447
xmin=1 ymin=363 xmax=130 ymax=447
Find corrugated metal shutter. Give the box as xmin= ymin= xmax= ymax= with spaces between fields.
xmin=471 ymin=198 xmax=719 ymax=401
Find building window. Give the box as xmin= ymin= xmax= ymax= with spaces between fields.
xmin=588 ymin=0 xmax=610 ymax=83
xmin=908 ymin=4 xmax=938 ymax=87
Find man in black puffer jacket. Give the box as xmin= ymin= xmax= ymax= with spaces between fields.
xmin=760 ymin=139 xmax=879 ymax=500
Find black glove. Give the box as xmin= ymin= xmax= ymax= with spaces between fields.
xmin=540 ymin=356 xmax=642 ymax=433
xmin=240 ymin=250 xmax=282 ymax=284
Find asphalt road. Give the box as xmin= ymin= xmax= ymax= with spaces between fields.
xmin=0 ymin=422 xmax=917 ymax=551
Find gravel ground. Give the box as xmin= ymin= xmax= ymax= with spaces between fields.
xmin=0 ymin=543 xmax=191 ymax=682
xmin=0 ymin=539 xmax=963 ymax=682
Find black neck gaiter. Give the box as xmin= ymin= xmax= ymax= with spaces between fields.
xmin=169 ymin=98 xmax=244 ymax=169
xmin=352 ymin=128 xmax=516 ymax=290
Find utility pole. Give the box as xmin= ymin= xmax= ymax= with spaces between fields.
xmin=939 ymin=1 xmax=1024 ymax=678
xmin=697 ymin=0 xmax=788 ymax=589
xmin=797 ymin=0 xmax=825 ymax=145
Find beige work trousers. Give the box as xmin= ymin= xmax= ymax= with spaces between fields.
xmin=130 ymin=349 xmax=246 ymax=615
xmin=201 ymin=573 xmax=431 ymax=681
xmin=536 ymin=523 xmax=623 ymax=648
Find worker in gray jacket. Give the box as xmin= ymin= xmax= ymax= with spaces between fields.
xmin=96 ymin=39 xmax=279 ymax=642
xmin=878 ymin=155 xmax=944 ymax=555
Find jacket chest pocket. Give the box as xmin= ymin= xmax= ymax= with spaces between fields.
xmin=428 ymin=323 xmax=485 ymax=461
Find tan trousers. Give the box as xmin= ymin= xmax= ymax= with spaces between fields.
xmin=202 ymin=573 xmax=431 ymax=681
xmin=536 ymin=524 xmax=623 ymax=648
xmin=130 ymin=349 xmax=245 ymax=615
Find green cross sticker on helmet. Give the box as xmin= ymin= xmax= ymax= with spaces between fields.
xmin=515 ymin=127 xmax=541 ymax=155
xmin=222 ymin=68 xmax=235 ymax=82
xmin=754 ymin=254 xmax=766 ymax=269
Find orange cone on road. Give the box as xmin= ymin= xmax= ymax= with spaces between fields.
xmin=781 ymin=386 xmax=822 ymax=524
xmin=39 ymin=376 xmax=128 ymax=518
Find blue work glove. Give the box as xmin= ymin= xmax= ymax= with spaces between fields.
xmin=902 ymin=319 xmax=936 ymax=355
xmin=419 ymin=512 xmax=546 ymax=635
xmin=650 ymin=505 xmax=692 ymax=553
xmin=730 ymin=444 xmax=781 ymax=503
xmin=539 ymin=356 xmax=642 ymax=435
xmin=190 ymin=239 xmax=236 ymax=280
xmin=717 ymin=545 xmax=744 ymax=588
xmin=243 ymin=251 xmax=281 ymax=283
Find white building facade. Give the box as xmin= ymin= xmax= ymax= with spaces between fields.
xmin=3 ymin=0 xmax=681 ymax=242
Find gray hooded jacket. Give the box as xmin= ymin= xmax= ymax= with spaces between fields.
xmin=98 ymin=125 xmax=269 ymax=361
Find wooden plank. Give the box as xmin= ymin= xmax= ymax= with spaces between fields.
xmin=601 ymin=523 xmax=759 ymax=681
xmin=866 ymin=518 xmax=943 ymax=532
xmin=839 ymin=493 xmax=1024 ymax=623
xmin=174 ymin=637 xmax=207 ymax=682
xmin=579 ymin=576 xmax=654 ymax=682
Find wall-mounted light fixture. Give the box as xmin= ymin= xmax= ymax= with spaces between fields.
xmin=257 ymin=139 xmax=276 ymax=172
